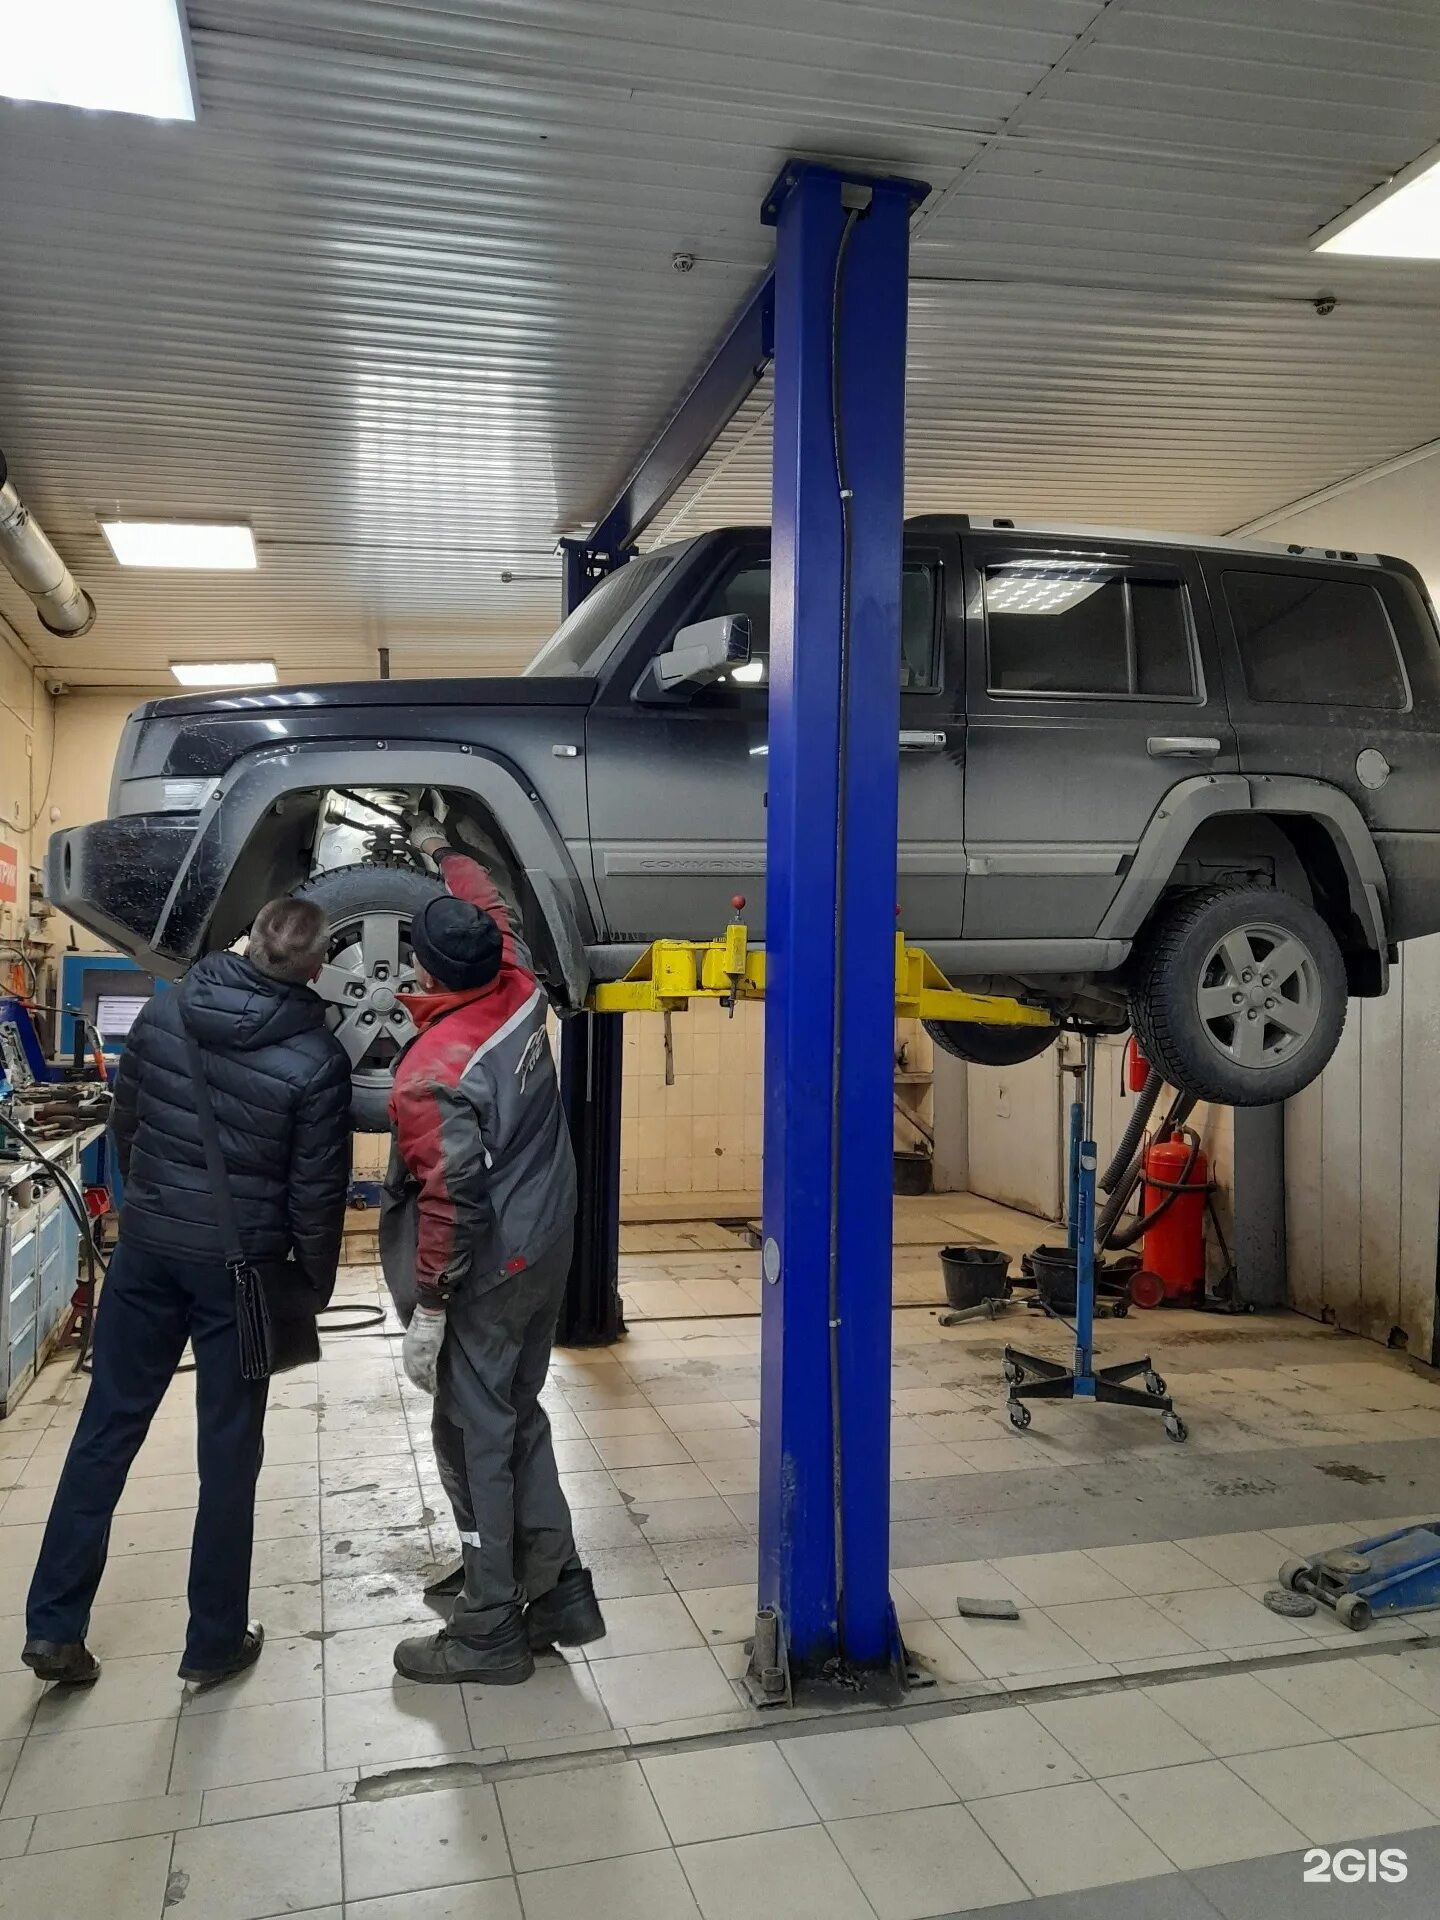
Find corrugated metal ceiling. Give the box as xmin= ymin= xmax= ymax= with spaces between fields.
xmin=1 ymin=0 xmax=1437 ymax=684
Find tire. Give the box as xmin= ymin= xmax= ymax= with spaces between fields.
xmin=924 ymin=1021 xmax=1058 ymax=1068
xmin=1128 ymin=886 xmax=1346 ymax=1106
xmin=293 ymin=863 xmax=447 ymax=1131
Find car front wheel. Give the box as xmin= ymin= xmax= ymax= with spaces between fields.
xmin=1128 ymin=885 xmax=1346 ymax=1106
xmin=293 ymin=862 xmax=447 ymax=1131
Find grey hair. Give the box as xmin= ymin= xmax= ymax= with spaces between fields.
xmin=248 ymin=897 xmax=330 ymax=985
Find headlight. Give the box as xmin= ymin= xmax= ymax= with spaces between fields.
xmin=114 ymin=776 xmax=220 ymax=815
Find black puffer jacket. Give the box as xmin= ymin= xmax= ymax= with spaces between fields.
xmin=111 ymin=951 xmax=352 ymax=1292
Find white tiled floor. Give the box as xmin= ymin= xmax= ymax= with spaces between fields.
xmin=3 ymin=1237 xmax=1440 ymax=1917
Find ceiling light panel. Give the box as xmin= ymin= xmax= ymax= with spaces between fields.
xmin=1316 ymin=147 xmax=1440 ymax=259
xmin=101 ymin=520 xmax=256 ymax=569
xmin=170 ymin=660 xmax=276 ymax=687
xmin=1 ymin=0 xmax=196 ymax=121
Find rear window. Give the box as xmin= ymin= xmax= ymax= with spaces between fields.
xmin=985 ymin=563 xmax=1196 ymax=699
xmin=1223 ymin=570 xmax=1407 ymax=709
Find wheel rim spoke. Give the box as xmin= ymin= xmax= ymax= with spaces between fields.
xmin=1267 ymin=995 xmax=1316 ymax=1041
xmin=1233 ymin=1012 xmax=1268 ymax=1066
xmin=1216 ymin=933 xmax=1255 ymax=985
xmin=1197 ymin=985 xmax=1239 ymax=1023
xmin=312 ymin=962 xmax=363 ymax=1008
xmin=1259 ymin=940 xmax=1305 ymax=988
xmin=332 ymin=1008 xmax=377 ymax=1066
xmin=361 ymin=914 xmax=401 ymax=977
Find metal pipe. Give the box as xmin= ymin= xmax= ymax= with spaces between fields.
xmin=0 ymin=453 xmax=95 ymax=636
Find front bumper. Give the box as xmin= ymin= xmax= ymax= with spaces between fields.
xmin=46 ymin=815 xmax=202 ymax=977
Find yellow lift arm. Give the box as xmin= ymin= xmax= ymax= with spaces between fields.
xmin=587 ymin=919 xmax=1050 ymax=1030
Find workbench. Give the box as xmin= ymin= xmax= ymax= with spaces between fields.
xmin=0 ymin=1122 xmax=103 ymax=1417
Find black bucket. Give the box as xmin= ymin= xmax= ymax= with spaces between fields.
xmin=893 ymin=1150 xmax=933 ymax=1196
xmin=939 ymin=1245 xmax=1010 ymax=1312
xmin=1028 ymin=1244 xmax=1078 ymax=1312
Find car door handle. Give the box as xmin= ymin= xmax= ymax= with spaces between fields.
xmin=899 ymin=729 xmax=947 ymax=751
xmin=1147 ymin=735 xmax=1220 ymax=759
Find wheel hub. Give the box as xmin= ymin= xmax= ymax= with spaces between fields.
xmin=1195 ymin=921 xmax=1320 ymax=1071
xmin=310 ymin=911 xmax=419 ymax=1085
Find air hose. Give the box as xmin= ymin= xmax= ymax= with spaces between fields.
xmin=1100 ymin=1067 xmax=1163 ymax=1194
xmin=1104 ymin=1124 xmax=1204 ymax=1253
xmin=0 ymin=1107 xmax=106 ymax=1372
xmin=1094 ymin=1087 xmax=1196 ymax=1248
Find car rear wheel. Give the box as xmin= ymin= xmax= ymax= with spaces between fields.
xmin=293 ymin=863 xmax=446 ymax=1131
xmin=1129 ymin=885 xmax=1346 ymax=1106
xmin=923 ymin=1021 xmax=1058 ymax=1068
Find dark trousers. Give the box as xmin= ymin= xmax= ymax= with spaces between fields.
xmin=436 ymin=1229 xmax=579 ymax=1638
xmin=26 ymin=1240 xmax=269 ymax=1669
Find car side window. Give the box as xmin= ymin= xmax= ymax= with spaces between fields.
xmin=1222 ymin=570 xmax=1407 ymax=709
xmin=683 ymin=559 xmax=943 ymax=692
xmin=984 ymin=562 xmax=1197 ymax=700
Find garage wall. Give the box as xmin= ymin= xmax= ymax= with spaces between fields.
xmin=0 ymin=627 xmax=55 ymax=964
xmin=965 ymin=1038 xmax=1234 ymax=1262
xmin=1239 ymin=451 xmax=1440 ymax=1361
xmin=45 ymin=689 xmax=149 ymax=953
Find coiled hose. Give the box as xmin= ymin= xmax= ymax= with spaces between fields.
xmin=1094 ymin=1086 xmax=1197 ymax=1249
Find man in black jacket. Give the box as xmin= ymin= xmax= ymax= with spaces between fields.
xmin=22 ymin=897 xmax=351 ymax=1690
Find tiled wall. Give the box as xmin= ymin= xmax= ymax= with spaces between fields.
xmin=620 ymin=997 xmax=765 ymax=1200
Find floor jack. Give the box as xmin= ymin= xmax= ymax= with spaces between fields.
xmin=1003 ymin=1031 xmax=1187 ymax=1443
xmin=1278 ymin=1522 xmax=1440 ymax=1631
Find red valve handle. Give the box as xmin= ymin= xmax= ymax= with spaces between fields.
xmin=732 ymin=895 xmax=747 ymax=912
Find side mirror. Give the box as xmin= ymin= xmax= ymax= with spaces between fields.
xmin=640 ymin=615 xmax=754 ymax=699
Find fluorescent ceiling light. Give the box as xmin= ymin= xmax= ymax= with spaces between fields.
xmin=101 ymin=520 xmax=256 ymax=569
xmin=1 ymin=0 xmax=197 ymax=121
xmin=1316 ymin=146 xmax=1440 ymax=258
xmin=170 ymin=660 xmax=277 ymax=687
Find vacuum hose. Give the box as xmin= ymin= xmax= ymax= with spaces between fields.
xmin=1095 ymin=1087 xmax=1196 ymax=1249
xmin=1100 ymin=1067 xmax=1163 ymax=1194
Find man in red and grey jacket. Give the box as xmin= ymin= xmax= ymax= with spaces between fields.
xmin=380 ymin=814 xmax=605 ymax=1684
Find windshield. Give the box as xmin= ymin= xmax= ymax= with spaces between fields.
xmin=525 ymin=551 xmax=676 ymax=676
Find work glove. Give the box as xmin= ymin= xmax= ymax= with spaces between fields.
xmin=402 ymin=1303 xmax=447 ymax=1395
xmin=409 ymin=811 xmax=448 ymax=859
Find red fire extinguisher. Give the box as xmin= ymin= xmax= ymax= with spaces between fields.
xmin=1132 ymin=1130 xmax=1208 ymax=1308
xmin=1123 ymin=1035 xmax=1152 ymax=1094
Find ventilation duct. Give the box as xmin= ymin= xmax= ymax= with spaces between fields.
xmin=0 ymin=453 xmax=96 ymax=636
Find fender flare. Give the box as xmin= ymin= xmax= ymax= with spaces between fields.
xmin=1098 ymin=773 xmax=1390 ymax=979
xmin=152 ymin=740 xmax=596 ymax=1006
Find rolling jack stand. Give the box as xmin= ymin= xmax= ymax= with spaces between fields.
xmin=1003 ymin=1032 xmax=1187 ymax=1443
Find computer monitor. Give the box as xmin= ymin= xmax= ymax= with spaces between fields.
xmin=59 ymin=954 xmax=163 ymax=1060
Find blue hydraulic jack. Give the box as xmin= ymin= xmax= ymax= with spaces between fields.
xmin=1002 ymin=1032 xmax=1188 ymax=1443
xmin=1278 ymin=1523 xmax=1440 ymax=1632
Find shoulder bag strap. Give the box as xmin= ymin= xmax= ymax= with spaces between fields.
xmin=179 ymin=1013 xmax=247 ymax=1270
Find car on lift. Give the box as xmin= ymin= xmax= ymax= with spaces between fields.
xmin=48 ymin=517 xmax=1440 ymax=1124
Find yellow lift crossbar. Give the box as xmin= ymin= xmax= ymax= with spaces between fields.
xmin=587 ymin=924 xmax=1051 ymax=1030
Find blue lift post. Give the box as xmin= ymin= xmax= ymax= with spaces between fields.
xmin=753 ymin=162 xmax=927 ymax=1699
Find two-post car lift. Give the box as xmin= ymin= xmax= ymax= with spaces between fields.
xmin=555 ymin=158 xmax=1042 ymax=1703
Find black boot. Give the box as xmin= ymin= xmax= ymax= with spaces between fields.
xmin=525 ymin=1565 xmax=607 ymax=1650
xmin=178 ymin=1624 xmax=265 ymax=1691
xmin=22 ymin=1638 xmax=100 ymax=1686
xmin=394 ymin=1610 xmax=534 ymax=1686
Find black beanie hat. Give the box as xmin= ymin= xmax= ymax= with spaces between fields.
xmin=411 ymin=894 xmax=504 ymax=991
